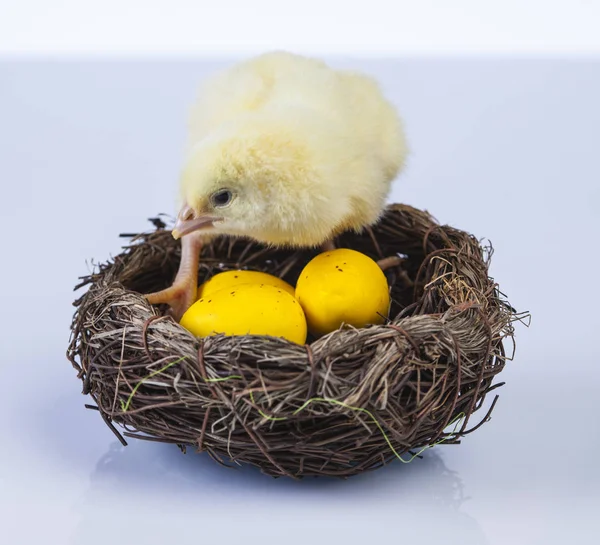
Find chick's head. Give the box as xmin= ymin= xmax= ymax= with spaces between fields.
xmin=174 ymin=119 xmax=335 ymax=247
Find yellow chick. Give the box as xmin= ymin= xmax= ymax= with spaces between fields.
xmin=146 ymin=51 xmax=408 ymax=319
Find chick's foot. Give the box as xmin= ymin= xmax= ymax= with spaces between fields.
xmin=145 ymin=232 xmax=203 ymax=320
xmin=377 ymin=256 xmax=403 ymax=271
xmin=322 ymin=240 xmax=401 ymax=272
xmin=146 ymin=280 xmax=197 ymax=321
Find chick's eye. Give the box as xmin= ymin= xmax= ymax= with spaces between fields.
xmin=211 ymin=189 xmax=233 ymax=208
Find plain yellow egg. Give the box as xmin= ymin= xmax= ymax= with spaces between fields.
xmin=295 ymin=248 xmax=390 ymax=336
xmin=197 ymin=270 xmax=295 ymax=300
xmin=181 ymin=283 xmax=307 ymax=344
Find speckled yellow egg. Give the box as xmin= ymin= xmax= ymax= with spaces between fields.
xmin=197 ymin=270 xmax=295 ymax=300
xmin=295 ymin=248 xmax=390 ymax=336
xmin=181 ymin=283 xmax=307 ymax=344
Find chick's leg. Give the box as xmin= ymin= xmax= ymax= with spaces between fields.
xmin=145 ymin=231 xmax=203 ymax=320
xmin=377 ymin=256 xmax=404 ymax=271
xmin=321 ymin=238 xmax=400 ymax=271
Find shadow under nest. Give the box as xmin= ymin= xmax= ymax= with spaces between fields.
xmin=67 ymin=203 xmax=520 ymax=478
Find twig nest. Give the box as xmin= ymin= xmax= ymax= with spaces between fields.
xmin=67 ymin=204 xmax=522 ymax=478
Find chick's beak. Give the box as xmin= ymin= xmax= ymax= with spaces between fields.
xmin=172 ymin=205 xmax=222 ymax=239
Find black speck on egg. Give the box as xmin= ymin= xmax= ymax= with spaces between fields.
xmin=338 ymin=269 xmax=344 ymax=272
xmin=208 ymin=300 xmax=212 ymax=303
xmin=234 ymin=275 xmax=238 ymax=278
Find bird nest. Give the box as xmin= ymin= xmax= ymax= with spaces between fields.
xmin=67 ymin=204 xmax=522 ymax=478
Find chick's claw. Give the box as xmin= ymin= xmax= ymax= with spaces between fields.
xmin=146 ymin=280 xmax=198 ymax=321
xmin=377 ymin=256 xmax=404 ymax=271
xmin=145 ymin=232 xmax=203 ymax=320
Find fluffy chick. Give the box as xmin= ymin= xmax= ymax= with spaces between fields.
xmin=146 ymin=51 xmax=408 ymax=318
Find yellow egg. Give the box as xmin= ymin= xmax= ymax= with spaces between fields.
xmin=197 ymin=270 xmax=295 ymax=300
xmin=181 ymin=283 xmax=307 ymax=344
xmin=295 ymin=248 xmax=390 ymax=336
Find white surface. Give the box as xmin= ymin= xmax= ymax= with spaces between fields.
xmin=2 ymin=1 xmax=600 ymax=55
xmin=1 ymin=58 xmax=599 ymax=545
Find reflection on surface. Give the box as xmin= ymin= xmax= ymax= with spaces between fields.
xmin=69 ymin=439 xmax=488 ymax=545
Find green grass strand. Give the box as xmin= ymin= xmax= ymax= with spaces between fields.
xmin=120 ymin=356 xmax=187 ymax=412
xmin=251 ymin=393 xmax=465 ymax=463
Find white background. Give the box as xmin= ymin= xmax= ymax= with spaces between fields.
xmin=2 ymin=0 xmax=600 ymax=56
xmin=1 ymin=4 xmax=599 ymax=545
